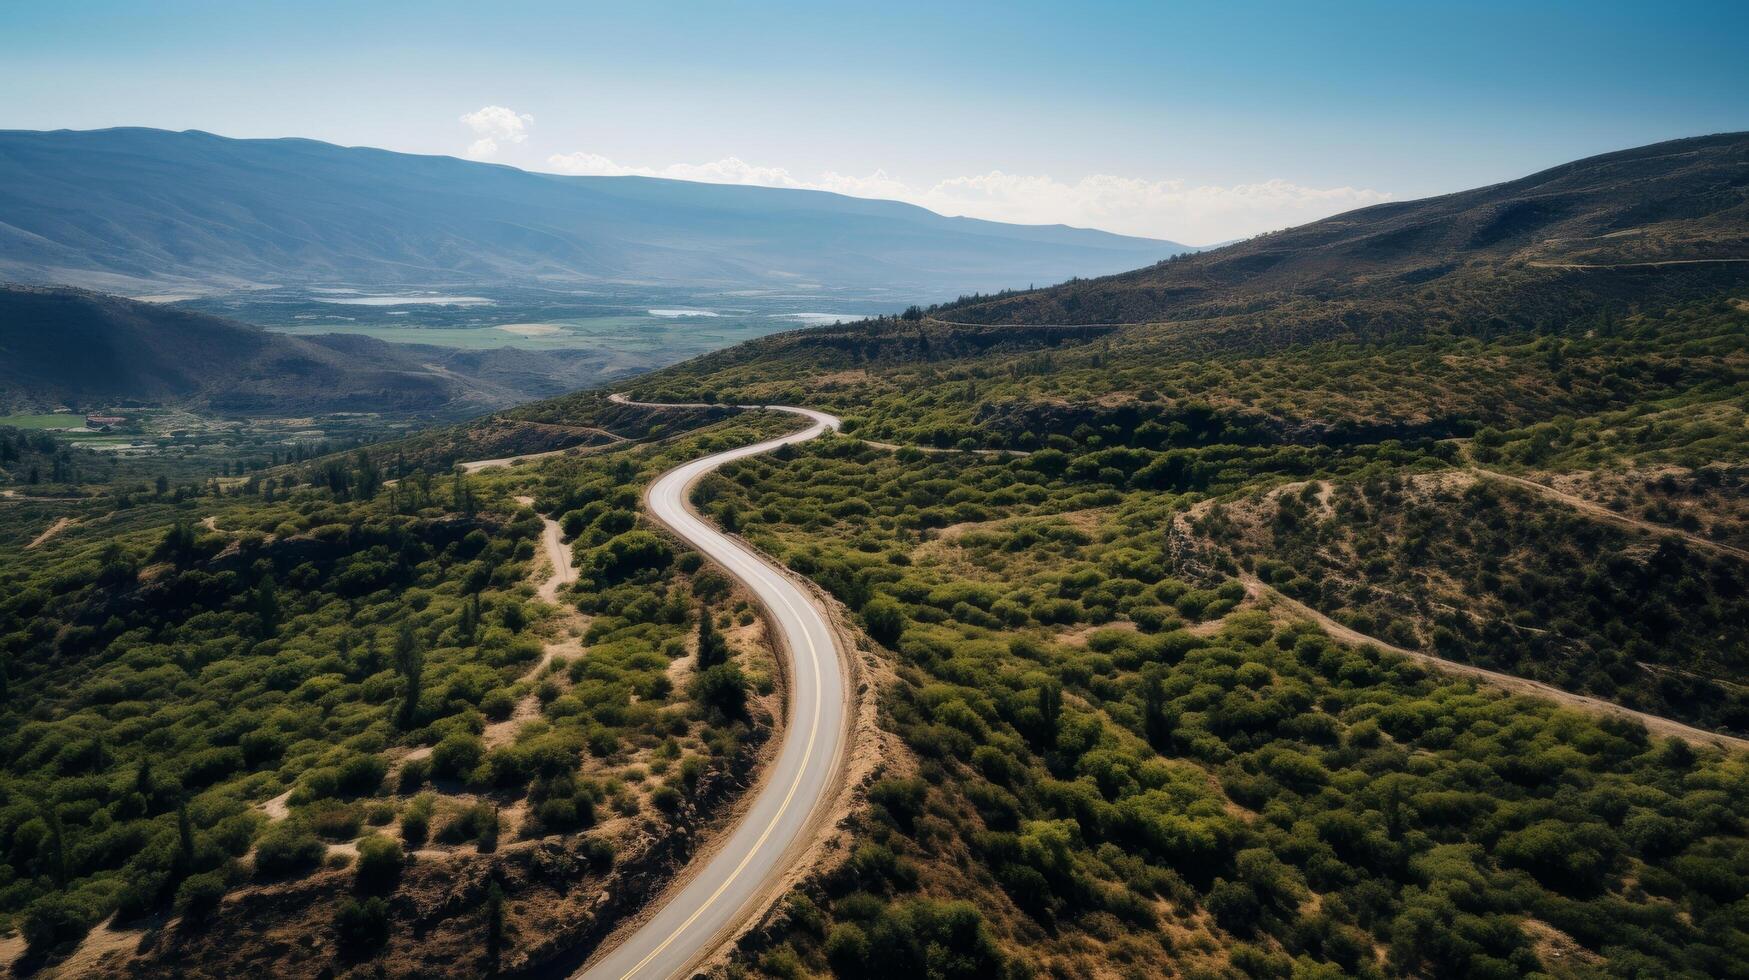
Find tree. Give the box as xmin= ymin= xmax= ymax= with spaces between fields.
xmin=453 ymin=470 xmax=475 ymax=515
xmin=353 ymin=450 xmax=381 ymax=500
xmin=174 ymin=800 xmax=196 ymax=876
xmin=394 ymin=625 xmax=424 ymax=730
xmin=696 ymin=606 xmax=729 ymax=669
xmin=485 ymin=880 xmax=506 ymax=971
xmin=459 ymin=594 xmax=480 ymax=645
xmin=253 ymin=576 xmax=280 ymax=637
xmin=1141 ymin=664 xmax=1176 ymax=749
xmin=45 ymin=807 xmax=68 ymax=886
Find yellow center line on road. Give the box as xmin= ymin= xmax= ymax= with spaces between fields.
xmin=616 ymin=588 xmax=821 ymax=978
xmin=611 ymin=420 xmax=833 ymax=980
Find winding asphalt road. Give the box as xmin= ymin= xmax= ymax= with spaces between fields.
xmin=578 ymin=397 xmax=849 ymax=980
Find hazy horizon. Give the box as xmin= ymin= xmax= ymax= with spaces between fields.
xmin=4 ymin=0 xmax=1744 ymax=244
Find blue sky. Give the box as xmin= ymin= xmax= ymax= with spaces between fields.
xmin=3 ymin=0 xmax=1744 ymax=243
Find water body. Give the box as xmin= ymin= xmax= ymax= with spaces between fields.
xmin=647 ymin=308 xmax=720 ymax=318
xmin=316 ymin=295 xmax=494 ymax=306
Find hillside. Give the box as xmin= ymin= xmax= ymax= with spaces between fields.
xmin=0 ymin=285 xmax=635 ymax=416
xmin=0 ymin=128 xmax=1185 ymax=298
xmin=936 ymin=131 xmax=1749 ymax=331
xmin=476 ymin=134 xmax=1749 ymax=978
xmin=2 ymin=134 xmax=1747 ymax=980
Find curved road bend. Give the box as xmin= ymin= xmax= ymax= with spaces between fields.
xmin=578 ymin=397 xmax=849 ymax=980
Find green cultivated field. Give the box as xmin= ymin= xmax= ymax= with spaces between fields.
xmin=265 ymin=313 xmax=837 ymax=357
xmin=0 ymin=413 xmax=87 ymax=430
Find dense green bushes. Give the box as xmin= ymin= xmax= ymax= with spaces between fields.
xmin=1213 ymin=474 xmax=1749 ymax=733
xmin=699 ymin=432 xmax=1749 ymax=977
xmin=0 ymin=473 xmax=540 ymax=951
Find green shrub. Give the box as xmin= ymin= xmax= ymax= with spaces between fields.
xmin=334 ymin=896 xmax=390 ymax=952
xmin=398 ymin=757 xmax=431 ymax=792
xmin=861 ymin=597 xmax=905 ymax=646
xmin=175 ymin=871 xmax=229 ymax=920
xmin=431 ymin=733 xmax=484 ymax=780
xmin=690 ymin=663 xmax=748 ymax=721
xmin=337 ymin=754 xmax=387 ymax=796
xmin=355 ymin=835 xmax=405 ymax=892
xmin=401 ymin=794 xmax=434 ymax=848
xmin=22 ymin=892 xmax=96 ymax=954
xmin=311 ymin=804 xmax=363 ymax=841
xmin=254 ymin=825 xmax=325 ymax=878
xmin=480 ymin=688 xmax=516 ymax=721
xmin=822 ymin=924 xmax=871 ymax=973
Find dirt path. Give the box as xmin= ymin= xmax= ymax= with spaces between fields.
xmin=1528 ymin=257 xmax=1749 ymax=270
xmin=1241 ymin=574 xmax=1748 ymax=752
xmin=478 ymin=496 xmax=588 ymax=750
xmin=0 ymin=491 xmax=84 ymax=504
xmin=516 ymin=495 xmax=580 ymax=602
xmin=461 ymin=446 xmax=583 ymax=474
xmin=1473 ymin=467 xmax=1749 ymax=562
xmin=506 ymin=419 xmax=628 ymax=441
xmin=26 ymin=516 xmax=75 ymax=549
xmin=459 ymin=425 xmax=628 ymax=475
xmin=860 ymin=439 xmax=1031 ymax=457
xmin=259 ymin=788 xmax=293 ymax=821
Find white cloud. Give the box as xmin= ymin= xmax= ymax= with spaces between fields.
xmin=542 ymin=149 xmax=1390 ymax=243
xmin=460 ymin=105 xmax=533 ymax=159
xmin=546 ymin=152 xmax=810 ymax=188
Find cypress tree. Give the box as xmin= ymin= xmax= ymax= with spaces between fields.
xmin=485 ymin=880 xmax=505 ymax=971
xmin=46 ymin=807 xmax=67 ymax=886
xmin=254 ymin=576 xmax=280 ymax=636
xmin=394 ymin=625 xmax=424 ymax=730
xmin=175 ymin=800 xmax=196 ymax=876
xmin=696 ymin=606 xmax=729 ymax=669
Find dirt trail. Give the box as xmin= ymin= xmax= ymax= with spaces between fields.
xmin=461 ymin=446 xmax=580 ymax=474
xmin=480 ymin=496 xmax=586 ymax=749
xmin=258 ymin=788 xmax=293 ymax=821
xmin=0 ymin=491 xmax=84 ymax=503
xmin=1241 ymin=575 xmax=1748 ymax=752
xmin=26 ymin=516 xmax=75 ymax=549
xmin=1473 ymin=467 xmax=1749 ymax=562
xmin=458 ymin=426 xmax=627 ymax=474
xmin=516 ymin=495 xmax=580 ymax=602
xmin=860 ymin=438 xmax=1031 ymax=457
xmin=1528 ymin=257 xmax=1749 ymax=270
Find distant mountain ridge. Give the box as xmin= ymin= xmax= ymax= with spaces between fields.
xmin=0 ymin=285 xmax=631 ymax=416
xmin=0 ymin=128 xmax=1187 ymax=298
xmin=936 ymin=132 xmax=1749 ymax=328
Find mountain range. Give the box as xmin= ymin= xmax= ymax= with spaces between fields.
xmin=936 ymin=131 xmax=1749 ymax=329
xmin=0 ymin=285 xmax=633 ymax=416
xmin=0 ymin=128 xmax=1187 ymax=299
